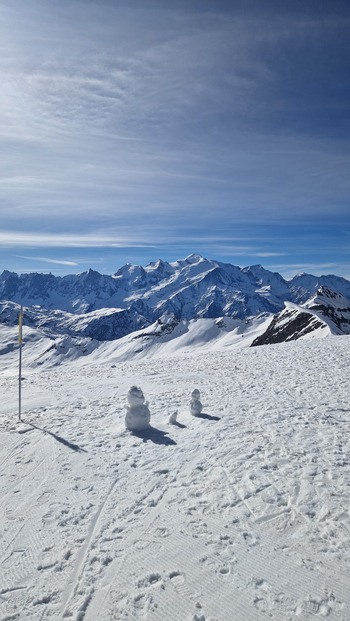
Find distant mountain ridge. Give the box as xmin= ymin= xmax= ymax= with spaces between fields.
xmin=0 ymin=301 xmax=146 ymax=342
xmin=2 ymin=254 xmax=350 ymax=326
xmin=1 ymin=258 xmax=350 ymax=372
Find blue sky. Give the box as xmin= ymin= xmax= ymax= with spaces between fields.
xmin=0 ymin=0 xmax=349 ymax=279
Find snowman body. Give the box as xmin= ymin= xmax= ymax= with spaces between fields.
xmin=190 ymin=389 xmax=203 ymax=416
xmin=125 ymin=386 xmax=151 ymax=431
xmin=168 ymin=410 xmax=178 ymax=425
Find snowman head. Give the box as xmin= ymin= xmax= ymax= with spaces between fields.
xmin=127 ymin=385 xmax=145 ymax=406
xmin=191 ymin=388 xmax=200 ymax=400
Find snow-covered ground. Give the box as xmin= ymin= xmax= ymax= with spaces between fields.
xmin=1 ymin=336 xmax=350 ymax=620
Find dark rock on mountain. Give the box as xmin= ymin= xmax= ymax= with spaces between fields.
xmin=251 ymin=286 xmax=350 ymax=346
xmin=251 ymin=307 xmax=326 ymax=346
xmin=307 ymin=286 xmax=350 ymax=333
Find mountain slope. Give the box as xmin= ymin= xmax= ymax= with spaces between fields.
xmin=305 ymin=286 xmax=350 ymax=333
xmin=250 ymin=303 xmax=328 ymax=346
xmin=0 ymin=300 xmax=148 ymax=341
xmin=289 ymin=273 xmax=350 ymax=304
xmin=0 ymin=306 xmax=272 ymax=374
xmin=251 ymin=287 xmax=350 ymax=346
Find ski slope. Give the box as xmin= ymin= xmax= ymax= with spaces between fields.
xmin=1 ymin=336 xmax=350 ymax=620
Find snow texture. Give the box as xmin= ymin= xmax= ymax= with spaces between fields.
xmin=2 ymin=336 xmax=350 ymax=619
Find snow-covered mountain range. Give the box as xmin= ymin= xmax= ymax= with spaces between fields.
xmin=2 ymin=253 xmax=350 ymax=320
xmin=0 ymin=254 xmax=350 ymax=323
xmin=1 ymin=255 xmax=350 ymax=371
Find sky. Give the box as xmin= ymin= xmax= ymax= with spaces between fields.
xmin=0 ymin=0 xmax=349 ymax=280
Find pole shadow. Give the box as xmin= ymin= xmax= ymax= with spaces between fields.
xmin=23 ymin=420 xmax=87 ymax=453
xmin=194 ymin=412 xmax=221 ymax=421
xmin=131 ymin=426 xmax=177 ymax=446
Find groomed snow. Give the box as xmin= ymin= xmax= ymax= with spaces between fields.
xmin=1 ymin=336 xmax=350 ymax=620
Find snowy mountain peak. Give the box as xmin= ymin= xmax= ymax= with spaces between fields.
xmin=245 ymin=263 xmax=263 ymax=271
xmin=288 ymin=272 xmax=350 ymax=305
xmin=147 ymin=258 xmax=167 ymax=268
xmin=184 ymin=253 xmax=206 ymax=263
xmin=310 ymin=285 xmax=350 ymax=309
xmin=291 ymin=272 xmax=309 ymax=279
xmin=171 ymin=253 xmax=207 ymax=268
xmin=0 ymin=269 xmax=14 ymax=280
xmin=144 ymin=259 xmax=174 ymax=276
xmin=113 ymin=263 xmax=147 ymax=283
xmin=1 ymin=256 xmax=350 ymax=334
xmin=252 ymin=285 xmax=350 ymax=346
xmin=79 ymin=268 xmax=102 ymax=279
xmin=305 ymin=286 xmax=350 ymax=334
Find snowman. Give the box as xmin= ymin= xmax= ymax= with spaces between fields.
xmin=168 ymin=410 xmax=178 ymax=425
xmin=190 ymin=388 xmax=203 ymax=417
xmin=125 ymin=386 xmax=151 ymax=431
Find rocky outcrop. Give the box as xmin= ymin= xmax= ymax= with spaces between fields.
xmin=251 ymin=307 xmax=326 ymax=346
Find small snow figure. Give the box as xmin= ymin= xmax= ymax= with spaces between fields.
xmin=190 ymin=389 xmax=202 ymax=417
xmin=125 ymin=386 xmax=151 ymax=431
xmin=168 ymin=410 xmax=178 ymax=425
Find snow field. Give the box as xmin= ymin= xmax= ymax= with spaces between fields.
xmin=1 ymin=336 xmax=350 ymax=619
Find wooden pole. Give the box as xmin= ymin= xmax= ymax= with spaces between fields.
xmin=19 ymin=305 xmax=23 ymax=421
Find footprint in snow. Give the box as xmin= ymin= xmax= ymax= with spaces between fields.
xmin=137 ymin=573 xmax=163 ymax=589
xmin=169 ymin=570 xmax=185 ymax=585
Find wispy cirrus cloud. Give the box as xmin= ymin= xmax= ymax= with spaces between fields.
xmin=14 ymin=255 xmax=78 ymax=266
xmin=0 ymin=231 xmax=157 ymax=248
xmin=1 ymin=2 xmax=349 ymax=229
xmin=0 ymin=1 xmax=349 ymax=276
xmin=0 ymin=229 xmax=268 ymax=251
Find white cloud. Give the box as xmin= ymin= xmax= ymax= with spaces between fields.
xmin=0 ymin=0 xmax=349 ymax=276
xmin=14 ymin=255 xmax=78 ymax=266
xmin=250 ymin=252 xmax=287 ymax=257
xmin=0 ymin=231 xmax=157 ymax=248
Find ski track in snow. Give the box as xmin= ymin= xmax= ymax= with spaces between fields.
xmin=1 ymin=337 xmax=350 ymax=620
